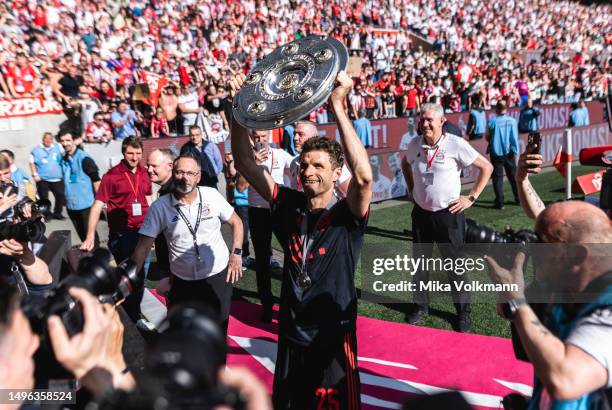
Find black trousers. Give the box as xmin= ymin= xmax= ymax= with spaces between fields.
xmin=234 ymin=205 xmax=250 ymax=258
xmin=67 ymin=207 xmax=99 ymax=245
xmin=490 ymin=154 xmax=519 ymax=207
xmin=411 ymin=204 xmax=469 ymax=314
xmin=248 ymin=207 xmax=274 ymax=310
xmin=273 ymin=332 xmax=361 ymax=410
xmin=167 ymin=272 xmax=232 ymax=343
xmin=36 ymin=180 xmax=65 ymax=216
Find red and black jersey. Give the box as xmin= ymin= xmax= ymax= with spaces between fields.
xmin=271 ymin=185 xmax=368 ymax=347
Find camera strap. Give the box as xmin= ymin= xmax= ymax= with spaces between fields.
xmin=11 ymin=261 xmax=29 ymax=296
xmin=175 ymin=189 xmax=202 ymax=261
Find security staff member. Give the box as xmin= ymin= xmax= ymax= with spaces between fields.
xmin=58 ymin=132 xmax=101 ymax=243
xmin=30 ymin=132 xmax=65 ymax=219
xmin=518 ymin=97 xmax=541 ymax=133
xmin=467 ymin=96 xmax=486 ymax=140
xmin=402 ymin=103 xmax=493 ymax=332
xmin=131 ymin=154 xmax=243 ymax=339
xmin=488 ymin=100 xmax=519 ymax=210
xmin=248 ymin=129 xmax=293 ymax=323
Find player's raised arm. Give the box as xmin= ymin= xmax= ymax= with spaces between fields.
xmin=229 ymin=74 xmax=276 ymax=202
xmin=329 ymin=71 xmax=372 ymax=218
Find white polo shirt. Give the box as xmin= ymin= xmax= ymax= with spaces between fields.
xmin=139 ymin=187 xmax=235 ymax=280
xmin=248 ymin=147 xmax=293 ymax=209
xmin=287 ymin=156 xmax=352 ymax=199
xmin=404 ymin=133 xmax=478 ymax=212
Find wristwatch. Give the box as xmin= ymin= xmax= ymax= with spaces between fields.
xmin=501 ymin=298 xmax=527 ymax=320
xmin=468 ymin=194 xmax=476 ymax=203
xmin=233 ymin=248 xmax=242 ymax=256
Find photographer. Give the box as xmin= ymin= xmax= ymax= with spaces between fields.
xmin=0 ymin=239 xmax=52 ymax=295
xmin=485 ymin=201 xmax=612 ymax=408
xmin=0 ymin=277 xmax=135 ymax=407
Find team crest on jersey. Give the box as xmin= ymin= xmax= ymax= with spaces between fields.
xmin=201 ymin=203 xmax=210 ymax=217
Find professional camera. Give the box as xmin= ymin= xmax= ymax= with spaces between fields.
xmin=0 ymin=181 xmax=19 ymax=197
xmin=15 ymin=197 xmax=51 ymax=220
xmin=98 ymin=304 xmax=245 ymax=410
xmin=22 ymin=249 xmax=142 ymax=380
xmin=465 ymin=218 xmax=539 ymax=269
xmin=0 ymin=218 xmax=46 ymax=242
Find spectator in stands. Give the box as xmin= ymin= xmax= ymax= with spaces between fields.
xmin=487 ymin=101 xmax=520 ymax=210
xmin=485 ymin=201 xmax=612 ymax=409
xmin=30 ymin=132 xmax=65 ymax=220
xmin=353 ymin=109 xmax=372 ymax=148
xmin=57 ymin=64 xmax=84 ymax=101
xmin=568 ymin=100 xmax=590 ymax=127
xmin=85 ymin=112 xmax=112 ymax=143
xmin=111 ymin=101 xmax=141 ymax=141
xmin=518 ymin=97 xmax=541 ymax=133
xmin=180 ymin=125 xmax=223 ymax=189
xmin=178 ymin=85 xmax=200 ymax=136
xmin=150 ymin=107 xmax=170 ymax=139
xmin=5 ymin=52 xmax=40 ymax=98
xmin=58 ymin=132 xmax=100 ymax=244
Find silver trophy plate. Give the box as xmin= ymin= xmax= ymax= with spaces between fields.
xmin=232 ymin=35 xmax=348 ymax=130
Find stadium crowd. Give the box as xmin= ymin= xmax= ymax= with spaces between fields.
xmin=0 ymin=0 xmax=610 ymax=138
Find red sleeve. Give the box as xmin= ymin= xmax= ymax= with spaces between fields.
xmin=85 ymin=123 xmax=95 ymax=134
xmin=95 ymin=173 xmax=112 ymax=203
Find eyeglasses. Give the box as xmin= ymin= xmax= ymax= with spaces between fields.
xmin=174 ymin=170 xmax=200 ymax=178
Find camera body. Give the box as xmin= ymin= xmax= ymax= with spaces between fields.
xmin=22 ymin=249 xmax=141 ymax=381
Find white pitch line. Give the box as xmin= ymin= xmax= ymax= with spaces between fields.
xmin=358 ymin=356 xmax=418 ymax=370
xmin=230 ymin=335 xmax=509 ymax=409
xmin=361 ymin=393 xmax=401 ymax=409
xmin=493 ymin=378 xmax=533 ymax=396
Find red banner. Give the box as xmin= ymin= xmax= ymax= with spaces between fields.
xmin=0 ymin=97 xmax=63 ymax=118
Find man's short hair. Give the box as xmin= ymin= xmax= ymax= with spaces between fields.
xmin=173 ymin=153 xmax=201 ymax=171
xmin=121 ymin=136 xmax=143 ymax=154
xmin=58 ymin=131 xmax=73 ymax=140
xmin=496 ymin=100 xmax=507 ymax=113
xmin=189 ymin=125 xmax=202 ymax=133
xmin=0 ymin=276 xmax=20 ymax=338
xmin=0 ymin=150 xmax=14 ymax=161
xmin=421 ymin=103 xmax=444 ymax=118
xmin=0 ymin=155 xmax=10 ymax=170
xmin=152 ymin=148 xmax=175 ymax=163
xmin=299 ymin=137 xmax=344 ymax=170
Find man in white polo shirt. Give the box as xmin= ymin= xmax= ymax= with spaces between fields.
xmin=288 ymin=120 xmax=351 ymax=198
xmin=131 ymin=153 xmax=243 ymax=340
xmin=248 ymin=129 xmax=293 ymax=323
xmin=401 ymin=103 xmax=492 ymax=332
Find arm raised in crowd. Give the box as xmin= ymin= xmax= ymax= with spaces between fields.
xmin=329 ymin=71 xmax=372 ymax=218
xmin=516 ymin=147 xmax=545 ymax=219
xmin=228 ymin=74 xmax=276 ymax=203
xmin=0 ymin=240 xmax=52 ymax=285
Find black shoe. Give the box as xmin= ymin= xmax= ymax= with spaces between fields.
xmin=261 ymin=307 xmax=273 ymax=324
xmin=457 ymin=313 xmax=471 ymax=333
xmin=405 ymin=308 xmax=428 ymax=325
xmin=52 ymin=214 xmax=66 ymax=220
xmin=494 ymin=203 xmax=505 ymax=210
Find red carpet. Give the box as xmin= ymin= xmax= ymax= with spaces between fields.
xmin=227 ymin=301 xmax=533 ymax=409
xmin=146 ymin=291 xmax=533 ymax=409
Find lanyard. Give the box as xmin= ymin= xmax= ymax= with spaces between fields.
xmin=422 ymin=135 xmax=445 ymax=170
xmin=297 ymin=196 xmax=337 ymax=289
xmin=124 ymin=172 xmax=140 ymax=202
xmin=175 ymin=189 xmax=202 ymax=261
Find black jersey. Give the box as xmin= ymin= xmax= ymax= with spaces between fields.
xmin=271 ymin=185 xmax=368 ymax=347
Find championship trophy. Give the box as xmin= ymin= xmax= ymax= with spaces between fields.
xmin=232 ymin=35 xmax=348 ymax=130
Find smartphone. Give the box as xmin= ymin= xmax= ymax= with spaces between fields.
xmin=527 ymin=132 xmax=541 ymax=154
xmin=254 ymin=141 xmax=268 ymax=152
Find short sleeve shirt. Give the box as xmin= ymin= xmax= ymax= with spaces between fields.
xmin=404 ymin=133 xmax=478 ymax=211
xmin=248 ymin=147 xmax=293 ymax=209
xmin=95 ymin=161 xmax=152 ymax=233
xmin=139 ymin=187 xmax=235 ymax=279
xmin=271 ymin=185 xmax=368 ymax=346
xmin=566 ymin=307 xmax=612 ymax=388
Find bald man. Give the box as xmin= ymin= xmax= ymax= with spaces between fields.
xmin=287 ymin=120 xmax=352 ymax=197
xmin=486 ymin=201 xmax=612 ymax=409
